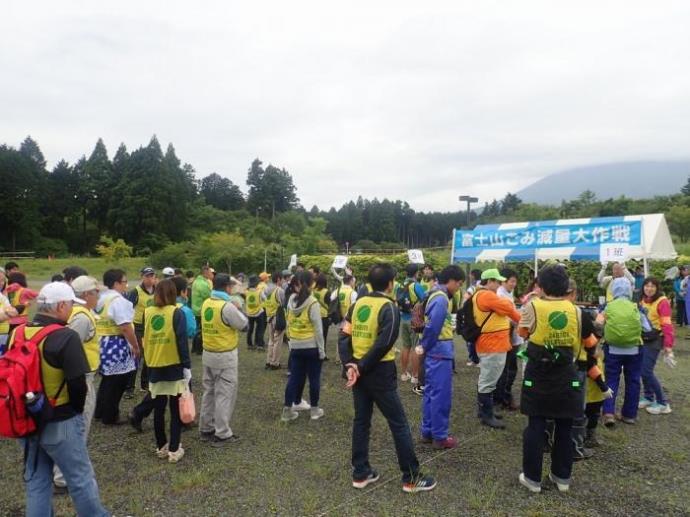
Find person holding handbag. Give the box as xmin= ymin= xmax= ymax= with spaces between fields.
xmin=143 ymin=279 xmax=191 ymax=463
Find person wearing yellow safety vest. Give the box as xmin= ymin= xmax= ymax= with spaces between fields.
xmin=191 ymin=265 xmax=214 ymax=355
xmin=53 ymin=275 xmax=103 ymax=493
xmin=94 ymin=269 xmax=140 ymax=426
xmin=517 ymin=265 xmax=608 ymax=494
xmin=245 ymin=275 xmax=267 ymax=350
xmin=143 ymin=279 xmax=192 ymax=463
xmin=417 ymin=265 xmax=465 ymax=450
xmin=0 ymin=287 xmax=18 ymax=355
xmin=6 ymin=271 xmax=38 ymax=328
xmin=8 ymin=282 xmax=109 ymax=516
xmin=264 ymin=271 xmax=289 ymax=370
xmin=336 ymin=274 xmax=358 ymax=324
xmin=199 ymin=274 xmax=248 ymax=447
xmin=312 ymin=273 xmax=332 ymax=358
xmin=398 ymin=264 xmax=425 ymax=387
xmin=597 ymin=262 xmax=634 ymax=303
xmin=472 ymin=269 xmax=522 ymax=429
xmin=124 ymin=266 xmax=157 ymax=397
xmin=338 ymin=263 xmax=436 ymax=493
xmin=281 ymin=271 xmax=326 ymax=422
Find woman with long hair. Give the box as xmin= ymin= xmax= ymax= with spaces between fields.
xmin=638 ymin=277 xmax=674 ymax=415
xmin=143 ymin=278 xmax=192 ymax=462
xmin=281 ymin=271 xmax=325 ymax=422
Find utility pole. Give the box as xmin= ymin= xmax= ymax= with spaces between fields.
xmin=458 ymin=195 xmax=478 ymax=228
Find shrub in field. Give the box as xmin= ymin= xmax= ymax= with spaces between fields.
xmin=95 ymin=236 xmax=133 ymax=260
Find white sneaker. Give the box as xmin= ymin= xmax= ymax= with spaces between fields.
xmin=168 ymin=446 xmax=185 ymax=463
xmin=638 ymin=397 xmax=653 ymax=409
xmin=155 ymin=443 xmax=169 ymax=459
xmin=400 ymin=372 xmax=411 ymax=382
xmin=518 ymin=473 xmax=541 ymax=493
xmin=410 ymin=376 xmax=418 ymax=385
xmin=292 ymin=399 xmax=311 ymax=411
xmin=310 ymin=407 xmax=324 ymax=420
xmin=548 ymin=472 xmax=570 ymax=492
xmin=281 ymin=407 xmax=299 ymax=422
xmin=646 ymin=403 xmax=672 ymax=415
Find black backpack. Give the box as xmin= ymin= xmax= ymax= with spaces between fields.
xmin=396 ymin=281 xmax=415 ymax=314
xmin=456 ymin=292 xmax=492 ymax=343
xmin=328 ymin=288 xmax=342 ymax=325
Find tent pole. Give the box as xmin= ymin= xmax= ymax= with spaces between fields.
xmin=643 ymin=257 xmax=649 ymax=278
xmin=534 ymin=255 xmax=538 ymax=276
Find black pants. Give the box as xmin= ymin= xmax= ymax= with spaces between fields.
xmin=133 ymin=382 xmax=194 ymax=423
xmin=95 ymin=373 xmax=130 ymax=424
xmin=352 ymin=362 xmax=419 ymax=483
xmin=321 ymin=318 xmax=331 ymax=356
xmin=495 ymin=347 xmax=518 ymax=405
xmin=586 ymin=401 xmax=604 ymax=430
xmin=126 ymin=327 xmax=148 ymax=390
xmin=192 ymin=316 xmax=203 ymax=354
xmin=154 ymin=395 xmax=181 ymax=452
xmin=677 ymin=299 xmax=687 ymax=326
xmin=418 ymin=357 xmax=425 ymax=386
xmin=247 ymin=313 xmax=267 ymax=348
xmin=523 ymin=416 xmax=573 ymax=483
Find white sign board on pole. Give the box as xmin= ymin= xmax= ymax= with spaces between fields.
xmin=332 ymin=255 xmax=348 ymax=269
xmin=288 ymin=254 xmax=297 ymax=269
xmin=600 ymin=244 xmax=629 ymax=264
xmin=408 ymin=249 xmax=425 ymax=264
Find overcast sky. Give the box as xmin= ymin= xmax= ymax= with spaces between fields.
xmin=2 ymin=1 xmax=690 ymax=212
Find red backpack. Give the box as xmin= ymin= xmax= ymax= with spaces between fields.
xmin=0 ymin=324 xmax=63 ymax=438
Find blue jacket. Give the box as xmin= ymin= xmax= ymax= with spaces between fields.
xmin=400 ymin=279 xmax=426 ymax=322
xmin=177 ymin=296 xmax=197 ymax=339
xmin=420 ymin=286 xmax=454 ymax=359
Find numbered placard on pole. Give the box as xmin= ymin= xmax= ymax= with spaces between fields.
xmin=408 ymin=249 xmax=425 ymax=264
xmin=599 ymin=244 xmax=628 ymax=264
xmin=332 ymin=255 xmax=348 ymax=269
xmin=288 ymin=254 xmax=297 ymax=269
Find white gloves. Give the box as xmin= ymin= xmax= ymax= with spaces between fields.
xmin=183 ymin=368 xmax=192 ymax=381
xmin=663 ymin=352 xmax=677 ymax=369
xmin=415 ymin=345 xmax=424 ymax=356
xmin=603 ymin=387 xmax=614 ymax=399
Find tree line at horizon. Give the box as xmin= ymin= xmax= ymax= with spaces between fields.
xmin=2 ymin=135 xmax=690 ymax=263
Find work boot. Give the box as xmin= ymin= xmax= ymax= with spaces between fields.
xmin=478 ymin=393 xmax=505 ymax=429
xmin=584 ymin=427 xmax=601 ymax=448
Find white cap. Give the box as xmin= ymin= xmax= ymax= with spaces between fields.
xmin=162 ymin=267 xmax=175 ymax=277
xmin=71 ymin=275 xmax=102 ymax=294
xmin=37 ymin=282 xmax=85 ymax=305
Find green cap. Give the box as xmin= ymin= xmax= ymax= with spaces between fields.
xmin=481 ymin=268 xmax=506 ymax=282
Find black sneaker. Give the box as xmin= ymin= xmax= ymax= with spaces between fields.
xmin=199 ymin=431 xmax=215 ymax=442
xmin=403 ymin=474 xmax=437 ymax=493
xmin=123 ymin=389 xmax=134 ymax=400
xmin=352 ymin=470 xmax=380 ymax=489
xmin=412 ymin=385 xmax=425 ymax=396
xmin=128 ymin=412 xmax=143 ymax=433
xmin=53 ymin=483 xmax=68 ymax=495
xmin=210 ymin=435 xmax=240 ymax=448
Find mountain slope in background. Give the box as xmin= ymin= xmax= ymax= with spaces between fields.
xmin=517 ymin=161 xmax=690 ymax=205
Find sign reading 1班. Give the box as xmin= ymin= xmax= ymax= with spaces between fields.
xmin=600 ymin=243 xmax=629 ymax=264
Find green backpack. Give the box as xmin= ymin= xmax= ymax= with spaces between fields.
xmin=604 ymin=298 xmax=642 ymax=347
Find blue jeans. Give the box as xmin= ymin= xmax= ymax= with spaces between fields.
xmin=641 ymin=345 xmax=666 ymax=405
xmin=22 ymin=415 xmax=108 ymax=517
xmin=603 ymin=346 xmax=642 ymax=418
xmin=420 ymin=356 xmax=453 ymax=440
xmin=284 ymin=348 xmax=322 ymax=407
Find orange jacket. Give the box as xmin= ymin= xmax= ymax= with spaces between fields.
xmin=474 ymin=289 xmax=521 ymax=354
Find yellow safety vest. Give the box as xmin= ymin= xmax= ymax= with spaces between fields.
xmin=426 ymin=291 xmax=454 ymax=341
xmin=201 ymin=298 xmax=239 ymax=352
xmin=8 ymin=288 xmax=29 ymax=316
xmin=263 ymin=288 xmax=280 ymax=318
xmin=528 ymin=298 xmax=581 ymax=349
xmin=338 ymin=286 xmax=354 ymax=318
xmin=10 ymin=327 xmax=70 ymax=407
xmin=143 ymin=305 xmax=180 ymax=367
xmin=313 ymin=288 xmax=329 ymax=318
xmin=287 ymin=299 xmax=317 ymax=340
xmin=133 ymin=285 xmax=155 ymax=325
xmin=95 ymin=295 xmax=123 ymax=337
xmin=640 ymin=296 xmax=668 ymax=331
xmin=351 ymin=295 xmax=396 ymax=362
xmin=473 ymin=289 xmax=511 ymax=334
xmin=69 ymin=305 xmax=100 ymax=371
xmin=420 ymin=279 xmax=433 ymax=294
xmin=245 ymin=288 xmax=263 ymax=317
xmin=0 ymin=297 xmax=10 ymax=334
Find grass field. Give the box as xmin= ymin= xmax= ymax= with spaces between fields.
xmin=8 ymin=258 xmax=147 ymax=288
xmin=1 ymin=331 xmax=689 ymax=516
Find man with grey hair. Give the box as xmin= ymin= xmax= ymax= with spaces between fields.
xmin=53 ymin=275 xmax=102 ymax=493
xmin=8 ymin=282 xmax=108 ymax=516
xmin=598 ymin=262 xmax=634 ymax=303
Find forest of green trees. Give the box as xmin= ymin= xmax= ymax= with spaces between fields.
xmin=2 ymin=135 xmax=690 ymax=271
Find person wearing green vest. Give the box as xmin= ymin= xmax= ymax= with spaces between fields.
xmin=199 ymin=274 xmax=248 ymax=447
xmin=418 ymin=265 xmax=465 ymax=449
xmin=124 ymin=266 xmax=157 ymax=397
xmin=245 ymin=275 xmax=267 ymax=350
xmin=265 ymin=271 xmax=288 ymax=370
xmin=281 ymin=271 xmax=325 ymax=422
xmin=398 ymin=264 xmax=425 ymax=386
xmin=191 ymin=265 xmax=214 ymax=355
xmin=143 ymin=279 xmax=192 ymax=463
xmin=53 ymin=275 xmax=102 ymax=492
xmin=312 ymin=273 xmax=332 ymax=358
xmin=339 ymin=263 xmax=436 ymax=493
